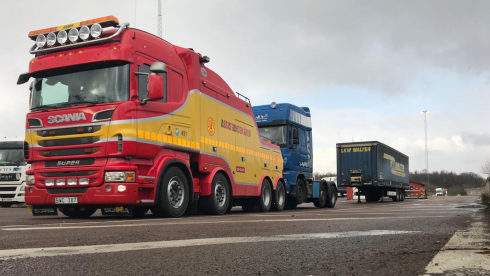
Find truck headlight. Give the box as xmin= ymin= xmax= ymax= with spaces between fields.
xmin=16 ymin=173 xmax=21 ymax=180
xmin=104 ymin=171 xmax=135 ymax=182
xmin=20 ymin=186 xmax=26 ymax=191
xmin=26 ymin=175 xmax=35 ymax=185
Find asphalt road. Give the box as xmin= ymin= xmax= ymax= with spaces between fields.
xmin=0 ymin=196 xmax=485 ymax=276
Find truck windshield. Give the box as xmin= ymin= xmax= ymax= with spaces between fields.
xmin=31 ymin=62 xmax=129 ymax=110
xmin=258 ymin=126 xmax=287 ymax=147
xmin=0 ymin=149 xmax=26 ymax=166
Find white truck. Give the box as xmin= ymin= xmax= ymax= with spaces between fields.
xmin=0 ymin=141 xmax=29 ymax=207
xmin=435 ymin=187 xmax=446 ymax=196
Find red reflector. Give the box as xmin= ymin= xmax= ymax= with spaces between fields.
xmin=42 ymin=152 xmax=50 ymax=156
xmin=77 ymin=128 xmax=84 ymax=133
xmin=84 ymin=149 xmax=92 ymax=153
xmin=49 ymin=131 xmax=56 ymax=135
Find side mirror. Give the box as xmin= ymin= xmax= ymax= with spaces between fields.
xmin=147 ymin=74 xmax=164 ymax=102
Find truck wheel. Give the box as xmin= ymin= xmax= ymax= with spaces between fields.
xmin=0 ymin=202 xmax=12 ymax=208
xmin=296 ymin=179 xmax=307 ymax=204
xmin=272 ymin=181 xmax=286 ymax=211
xmin=60 ymin=207 xmax=97 ymax=218
xmin=326 ymin=185 xmax=337 ymax=208
xmin=258 ymin=179 xmax=272 ymax=212
xmin=199 ymin=173 xmax=230 ymax=215
xmin=153 ymin=167 xmax=189 ymax=218
xmin=392 ymin=189 xmax=399 ymax=202
xmin=133 ymin=206 xmax=150 ymax=218
xmin=313 ymin=184 xmax=327 ymax=208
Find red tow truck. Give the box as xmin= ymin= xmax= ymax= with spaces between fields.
xmin=18 ymin=16 xmax=287 ymax=218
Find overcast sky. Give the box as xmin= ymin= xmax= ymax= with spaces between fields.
xmin=1 ymin=0 xmax=489 ymax=176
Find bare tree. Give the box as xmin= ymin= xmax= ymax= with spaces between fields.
xmin=482 ymin=160 xmax=490 ymax=177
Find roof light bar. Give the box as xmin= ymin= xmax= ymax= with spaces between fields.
xmin=28 ymin=15 xmax=127 ymax=54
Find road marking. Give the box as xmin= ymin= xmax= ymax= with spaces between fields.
xmin=1 ymin=216 xmax=445 ymax=231
xmin=0 ymin=230 xmax=420 ymax=260
xmin=423 ymin=213 xmax=490 ymax=275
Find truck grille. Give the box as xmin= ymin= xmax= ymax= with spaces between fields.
xmin=0 ymin=174 xmax=17 ymax=181
xmin=37 ymin=125 xmax=101 ymax=137
xmin=0 ymin=187 xmax=17 ymax=192
xmin=38 ymin=137 xmax=100 ymax=147
xmin=0 ymin=194 xmax=15 ymax=199
xmin=39 ymin=147 xmax=99 ymax=157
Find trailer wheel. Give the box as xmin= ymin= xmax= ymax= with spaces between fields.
xmin=199 ymin=173 xmax=230 ymax=215
xmin=153 ymin=167 xmax=189 ymax=218
xmin=272 ymin=181 xmax=286 ymax=211
xmin=326 ymin=185 xmax=337 ymax=208
xmin=60 ymin=206 xmax=97 ymax=218
xmin=0 ymin=202 xmax=12 ymax=208
xmin=313 ymin=184 xmax=327 ymax=208
xmin=392 ymin=189 xmax=399 ymax=202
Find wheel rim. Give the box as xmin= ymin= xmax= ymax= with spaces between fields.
xmin=297 ymin=184 xmax=304 ymax=200
xmin=263 ymin=185 xmax=271 ymax=207
xmin=167 ymin=176 xmax=184 ymax=209
xmin=278 ymin=185 xmax=285 ymax=206
xmin=215 ymin=181 xmax=227 ymax=208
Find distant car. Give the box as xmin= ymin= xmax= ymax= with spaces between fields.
xmin=322 ymin=176 xmax=346 ymax=197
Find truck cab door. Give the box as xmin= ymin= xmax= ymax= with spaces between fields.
xmin=135 ymin=55 xmax=174 ymax=159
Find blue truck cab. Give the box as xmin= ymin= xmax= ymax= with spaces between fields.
xmin=253 ymin=103 xmax=336 ymax=208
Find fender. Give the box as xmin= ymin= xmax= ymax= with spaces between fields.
xmin=199 ymin=166 xmax=235 ymax=197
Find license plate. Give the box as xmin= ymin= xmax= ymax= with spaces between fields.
xmin=1 ymin=198 xmax=13 ymax=202
xmin=387 ymin=191 xmax=397 ymax=196
xmin=55 ymin=197 xmax=78 ymax=204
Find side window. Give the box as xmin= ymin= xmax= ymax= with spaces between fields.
xmin=138 ymin=63 xmax=166 ymax=102
xmin=167 ymin=69 xmax=183 ymax=103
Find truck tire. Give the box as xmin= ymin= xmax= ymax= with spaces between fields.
xmin=0 ymin=202 xmax=12 ymax=208
xmin=296 ymin=179 xmax=307 ymax=204
xmin=152 ymin=167 xmax=189 ymax=218
xmin=272 ymin=181 xmax=286 ymax=211
xmin=313 ymin=184 xmax=327 ymax=208
xmin=392 ymin=189 xmax=399 ymax=202
xmin=133 ymin=206 xmax=150 ymax=218
xmin=258 ymin=179 xmax=272 ymax=212
xmin=199 ymin=173 xmax=230 ymax=215
xmin=326 ymin=185 xmax=337 ymax=208
xmin=60 ymin=206 xmax=97 ymax=218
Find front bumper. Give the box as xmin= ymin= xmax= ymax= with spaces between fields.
xmin=0 ymin=184 xmax=26 ymax=203
xmin=25 ymin=183 xmax=149 ymax=206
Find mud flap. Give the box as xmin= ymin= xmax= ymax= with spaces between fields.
xmin=101 ymin=206 xmax=133 ymax=216
xmin=32 ymin=206 xmax=58 ymax=216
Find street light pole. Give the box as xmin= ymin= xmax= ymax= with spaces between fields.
xmin=422 ymin=110 xmax=429 ymax=187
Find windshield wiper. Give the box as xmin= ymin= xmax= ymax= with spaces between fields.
xmin=58 ymin=100 xmax=99 ymax=107
xmin=31 ymin=104 xmax=59 ymax=111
